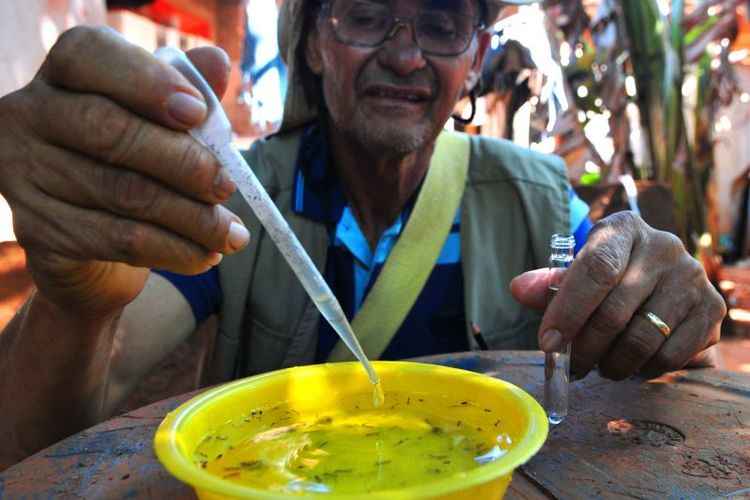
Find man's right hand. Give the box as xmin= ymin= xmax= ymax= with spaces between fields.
xmin=0 ymin=27 xmax=250 ymax=317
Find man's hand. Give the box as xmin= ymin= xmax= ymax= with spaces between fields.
xmin=510 ymin=212 xmax=727 ymax=380
xmin=0 ymin=27 xmax=250 ymax=317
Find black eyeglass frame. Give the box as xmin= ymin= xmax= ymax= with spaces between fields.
xmin=318 ymin=0 xmax=486 ymax=57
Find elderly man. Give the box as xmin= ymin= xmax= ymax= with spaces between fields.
xmin=0 ymin=0 xmax=725 ymax=469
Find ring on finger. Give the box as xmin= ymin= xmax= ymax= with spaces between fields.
xmin=643 ymin=311 xmax=671 ymax=338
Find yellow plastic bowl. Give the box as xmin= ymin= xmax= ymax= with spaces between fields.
xmin=154 ymin=361 xmax=548 ymax=499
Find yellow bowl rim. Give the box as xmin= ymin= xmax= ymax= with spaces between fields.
xmin=154 ymin=360 xmax=548 ymax=499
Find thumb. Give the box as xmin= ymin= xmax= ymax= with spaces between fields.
xmin=186 ymin=46 xmax=231 ymax=100
xmin=510 ymin=268 xmax=555 ymax=310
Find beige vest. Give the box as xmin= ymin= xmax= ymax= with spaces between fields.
xmin=211 ymin=128 xmax=570 ymax=381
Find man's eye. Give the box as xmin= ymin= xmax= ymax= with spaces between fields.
xmin=419 ymin=16 xmax=458 ymax=38
xmin=343 ymin=4 xmax=389 ymax=29
xmin=348 ymin=13 xmax=386 ymax=28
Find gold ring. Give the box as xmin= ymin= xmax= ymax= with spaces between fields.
xmin=644 ymin=311 xmax=671 ymax=338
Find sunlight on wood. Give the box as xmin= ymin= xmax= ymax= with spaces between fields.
xmin=0 ymin=242 xmax=33 ymax=331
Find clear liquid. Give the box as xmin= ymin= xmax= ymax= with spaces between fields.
xmin=544 ymin=284 xmax=570 ymax=425
xmin=194 ymin=392 xmax=510 ymax=495
xmin=544 ymin=350 xmax=569 ymax=425
xmin=372 ymin=381 xmax=384 ymax=408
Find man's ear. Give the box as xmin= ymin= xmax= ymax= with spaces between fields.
xmin=464 ymin=30 xmax=491 ymax=93
xmin=305 ymin=28 xmax=323 ymax=75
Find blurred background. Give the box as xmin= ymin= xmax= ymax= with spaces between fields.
xmin=1 ymin=0 xmax=749 ymax=408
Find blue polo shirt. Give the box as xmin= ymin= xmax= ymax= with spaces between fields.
xmin=156 ymin=126 xmax=591 ymax=360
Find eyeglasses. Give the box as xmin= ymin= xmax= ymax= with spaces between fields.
xmin=321 ymin=0 xmax=484 ymax=56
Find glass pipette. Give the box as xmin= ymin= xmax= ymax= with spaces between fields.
xmin=155 ymin=48 xmax=381 ymax=397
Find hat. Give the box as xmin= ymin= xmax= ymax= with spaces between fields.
xmin=276 ymin=0 xmax=541 ymax=132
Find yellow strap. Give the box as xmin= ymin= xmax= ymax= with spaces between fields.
xmin=328 ymin=131 xmax=470 ymax=361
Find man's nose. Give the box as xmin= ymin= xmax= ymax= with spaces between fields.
xmin=377 ymin=21 xmax=427 ymax=75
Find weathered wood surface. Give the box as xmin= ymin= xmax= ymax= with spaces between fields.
xmin=1 ymin=351 xmax=748 ymax=499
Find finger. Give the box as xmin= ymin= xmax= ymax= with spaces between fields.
xmin=642 ymin=286 xmax=726 ymax=376
xmin=510 ymin=268 xmax=557 ymax=311
xmin=29 ymin=85 xmax=235 ymax=204
xmin=186 ymin=46 xmax=231 ymax=99
xmin=27 ymin=142 xmax=248 ymax=255
xmin=41 ymin=26 xmax=207 ymax=129
xmin=685 ymin=345 xmax=718 ymax=368
xmin=538 ymin=212 xmax=642 ymax=352
xmin=13 ymin=190 xmax=221 ymax=275
xmin=569 ymin=255 xmax=660 ymax=378
xmin=639 ymin=313 xmax=715 ymax=376
xmin=597 ymin=264 xmax=702 ymax=379
xmin=597 ymin=295 xmax=692 ymax=381
xmin=595 ymin=317 xmax=666 ymax=381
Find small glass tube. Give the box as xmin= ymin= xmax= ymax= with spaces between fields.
xmin=545 ymin=234 xmax=575 ymax=425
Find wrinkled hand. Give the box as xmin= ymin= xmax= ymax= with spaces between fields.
xmin=0 ymin=27 xmax=249 ymax=316
xmin=511 ymin=212 xmax=726 ymax=380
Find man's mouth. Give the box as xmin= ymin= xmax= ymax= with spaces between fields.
xmin=364 ymin=85 xmax=432 ymax=103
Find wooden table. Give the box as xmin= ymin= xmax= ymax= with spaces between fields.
xmin=1 ymin=351 xmax=749 ymax=499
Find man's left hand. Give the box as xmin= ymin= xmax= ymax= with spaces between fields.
xmin=510 ymin=212 xmax=727 ymax=380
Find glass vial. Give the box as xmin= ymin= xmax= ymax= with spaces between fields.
xmin=545 ymin=234 xmax=575 ymax=425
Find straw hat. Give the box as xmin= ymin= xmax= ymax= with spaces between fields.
xmin=276 ymin=0 xmax=541 ymax=132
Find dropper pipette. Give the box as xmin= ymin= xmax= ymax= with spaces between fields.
xmin=155 ymin=47 xmax=381 ymax=393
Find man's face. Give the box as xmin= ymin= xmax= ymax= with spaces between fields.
xmin=306 ymin=0 xmax=490 ymax=155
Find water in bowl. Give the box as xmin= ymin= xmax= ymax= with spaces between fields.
xmin=193 ymin=391 xmax=512 ymax=495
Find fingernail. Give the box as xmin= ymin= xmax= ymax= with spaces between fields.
xmin=214 ymin=168 xmax=236 ymax=199
xmin=166 ymin=92 xmax=207 ymax=126
xmin=541 ymin=329 xmax=562 ymax=352
xmin=227 ymin=222 xmax=250 ymax=250
xmin=208 ymin=252 xmax=223 ymax=266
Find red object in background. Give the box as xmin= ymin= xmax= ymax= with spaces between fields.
xmin=732 ymin=4 xmax=750 ymax=54
xmin=112 ymin=0 xmax=213 ymax=39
